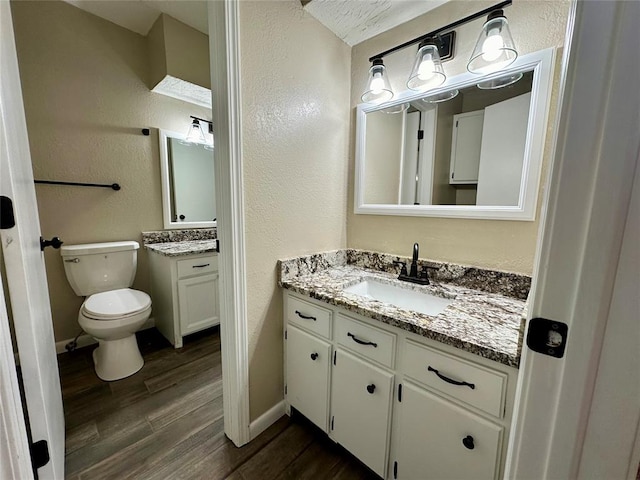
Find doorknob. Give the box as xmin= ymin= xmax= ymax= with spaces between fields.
xmin=40 ymin=236 xmax=63 ymax=251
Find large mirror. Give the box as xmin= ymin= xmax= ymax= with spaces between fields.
xmin=355 ymin=48 xmax=555 ymax=221
xmin=159 ymin=129 xmax=216 ymax=229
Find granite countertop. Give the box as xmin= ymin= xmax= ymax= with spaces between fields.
xmin=145 ymin=239 xmax=218 ymax=257
xmin=281 ymin=264 xmax=527 ymax=368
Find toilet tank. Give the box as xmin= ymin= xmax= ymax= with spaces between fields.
xmin=60 ymin=241 xmax=139 ymax=296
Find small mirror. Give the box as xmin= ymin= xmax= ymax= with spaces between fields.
xmin=159 ymin=129 xmax=216 ymax=229
xmin=355 ymin=48 xmax=555 ymax=221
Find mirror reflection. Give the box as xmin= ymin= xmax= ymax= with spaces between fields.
xmin=159 ymin=130 xmax=216 ymax=229
xmin=362 ymin=71 xmax=533 ymax=208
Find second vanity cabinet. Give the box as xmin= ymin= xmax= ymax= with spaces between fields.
xmin=283 ymin=291 xmax=518 ymax=480
xmin=149 ymin=251 xmax=219 ymax=348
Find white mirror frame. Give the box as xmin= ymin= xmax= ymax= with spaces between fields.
xmin=159 ymin=128 xmax=217 ymax=229
xmin=354 ymin=47 xmax=556 ymax=221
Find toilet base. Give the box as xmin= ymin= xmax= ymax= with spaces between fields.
xmin=92 ymin=334 xmax=144 ymax=381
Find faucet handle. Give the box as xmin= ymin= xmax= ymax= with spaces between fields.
xmin=393 ymin=260 xmax=408 ymax=276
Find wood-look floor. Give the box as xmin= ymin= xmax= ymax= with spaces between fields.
xmin=58 ymin=327 xmax=378 ymax=480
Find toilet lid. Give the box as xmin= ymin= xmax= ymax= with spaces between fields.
xmin=83 ymin=288 xmax=151 ymax=320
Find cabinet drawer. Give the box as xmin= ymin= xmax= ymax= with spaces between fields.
xmin=177 ymin=255 xmax=217 ymax=279
xmin=403 ymin=340 xmax=506 ymax=418
xmin=335 ymin=314 xmax=396 ymax=368
xmin=286 ymin=296 xmax=331 ymax=339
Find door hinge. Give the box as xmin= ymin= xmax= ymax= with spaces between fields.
xmin=284 ymin=329 xmax=287 ymax=340
xmin=456 ymin=120 xmax=459 ymax=127
xmin=30 ymin=440 xmax=50 ymax=470
xmin=417 ymin=129 xmax=424 ymax=140
xmin=0 ymin=196 xmax=15 ymax=229
xmin=393 ymin=461 xmax=398 ymax=479
xmin=215 ymin=239 xmax=220 ymax=253
xmin=331 ymin=416 xmax=334 ymax=431
xmin=398 ymin=383 xmax=402 ymax=402
xmin=333 ymin=351 xmax=336 ymax=365
xmin=284 ymin=384 xmax=287 ymax=395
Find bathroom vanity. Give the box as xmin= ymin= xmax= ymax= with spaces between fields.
xmin=145 ymin=237 xmax=219 ymax=348
xmin=279 ymin=250 xmax=528 ymax=480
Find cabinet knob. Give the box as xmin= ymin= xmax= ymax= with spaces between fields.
xmin=462 ymin=435 xmax=475 ymax=450
xmin=366 ymin=384 xmax=376 ymax=394
xmin=310 ymin=352 xmax=318 ymax=361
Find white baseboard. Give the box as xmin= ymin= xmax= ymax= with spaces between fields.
xmin=55 ymin=317 xmax=155 ymax=354
xmin=249 ymin=400 xmax=286 ymax=441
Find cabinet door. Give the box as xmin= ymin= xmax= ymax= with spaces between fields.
xmin=178 ymin=273 xmax=219 ymax=336
xmin=331 ymin=349 xmax=394 ymax=478
xmin=394 ymin=382 xmax=503 ymax=480
xmin=286 ymin=325 xmax=331 ymax=432
xmin=450 ymin=110 xmax=484 ymax=184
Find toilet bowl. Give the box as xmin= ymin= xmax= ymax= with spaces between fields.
xmin=79 ymin=288 xmax=151 ymax=381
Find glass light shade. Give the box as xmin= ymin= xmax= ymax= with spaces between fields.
xmin=467 ymin=13 xmax=518 ymax=75
xmin=477 ymin=72 xmax=523 ymax=90
xmin=361 ymin=60 xmax=394 ymax=104
xmin=407 ymin=43 xmax=446 ymax=91
xmin=184 ymin=119 xmax=206 ymax=145
xmin=421 ymin=89 xmax=460 ymax=103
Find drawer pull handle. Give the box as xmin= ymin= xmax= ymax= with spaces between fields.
xmin=347 ymin=332 xmax=378 ymax=348
xmin=427 ymin=366 xmax=475 ymax=389
xmin=462 ymin=435 xmax=475 ymax=450
xmin=192 ymin=264 xmax=210 ymax=268
xmin=295 ymin=310 xmax=316 ymax=321
xmin=366 ymin=384 xmax=376 ymax=394
xmin=310 ymin=352 xmax=318 ymax=361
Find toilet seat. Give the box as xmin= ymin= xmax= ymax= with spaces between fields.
xmin=82 ymin=288 xmax=151 ymax=320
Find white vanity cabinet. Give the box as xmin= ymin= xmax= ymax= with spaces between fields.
xmin=149 ymin=251 xmax=219 ymax=348
xmin=284 ymin=296 xmax=333 ymax=432
xmin=392 ymin=340 xmax=508 ymax=480
xmin=283 ymin=291 xmax=518 ymax=480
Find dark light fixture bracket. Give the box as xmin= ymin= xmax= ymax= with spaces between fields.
xmin=368 ymin=0 xmax=512 ymax=63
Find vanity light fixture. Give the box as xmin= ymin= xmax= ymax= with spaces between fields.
xmin=182 ymin=116 xmax=214 ymax=149
xmin=407 ymin=38 xmax=447 ymax=92
xmin=360 ymin=0 xmax=516 ymax=105
xmin=467 ymin=10 xmax=518 ymax=75
xmin=361 ymin=59 xmax=394 ymax=104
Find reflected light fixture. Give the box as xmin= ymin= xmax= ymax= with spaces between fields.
xmin=476 ymin=72 xmax=523 ymax=89
xmin=361 ymin=59 xmax=394 ymax=104
xmin=467 ymin=10 xmax=518 ymax=74
xmin=407 ymin=39 xmax=446 ymax=91
xmin=360 ymin=0 xmax=517 ymax=105
xmin=421 ymin=89 xmax=460 ymax=103
xmin=182 ymin=116 xmax=214 ymax=150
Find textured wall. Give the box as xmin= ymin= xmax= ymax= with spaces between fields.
xmin=11 ymin=0 xmax=211 ymax=342
xmin=349 ymin=0 xmax=570 ymax=275
xmin=239 ymin=0 xmax=351 ymax=421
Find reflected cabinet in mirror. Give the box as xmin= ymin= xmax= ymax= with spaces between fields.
xmin=159 ymin=129 xmax=216 ymax=229
xmin=355 ymin=48 xmax=555 ymax=221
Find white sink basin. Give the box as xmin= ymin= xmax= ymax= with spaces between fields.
xmin=343 ymin=278 xmax=453 ymax=316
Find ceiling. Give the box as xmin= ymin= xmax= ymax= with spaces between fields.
xmin=64 ymin=0 xmax=448 ymax=46
xmin=304 ymin=0 xmax=450 ymax=46
xmin=63 ymin=0 xmax=208 ymax=36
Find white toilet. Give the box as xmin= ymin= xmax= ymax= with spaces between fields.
xmin=61 ymin=241 xmax=152 ymax=381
